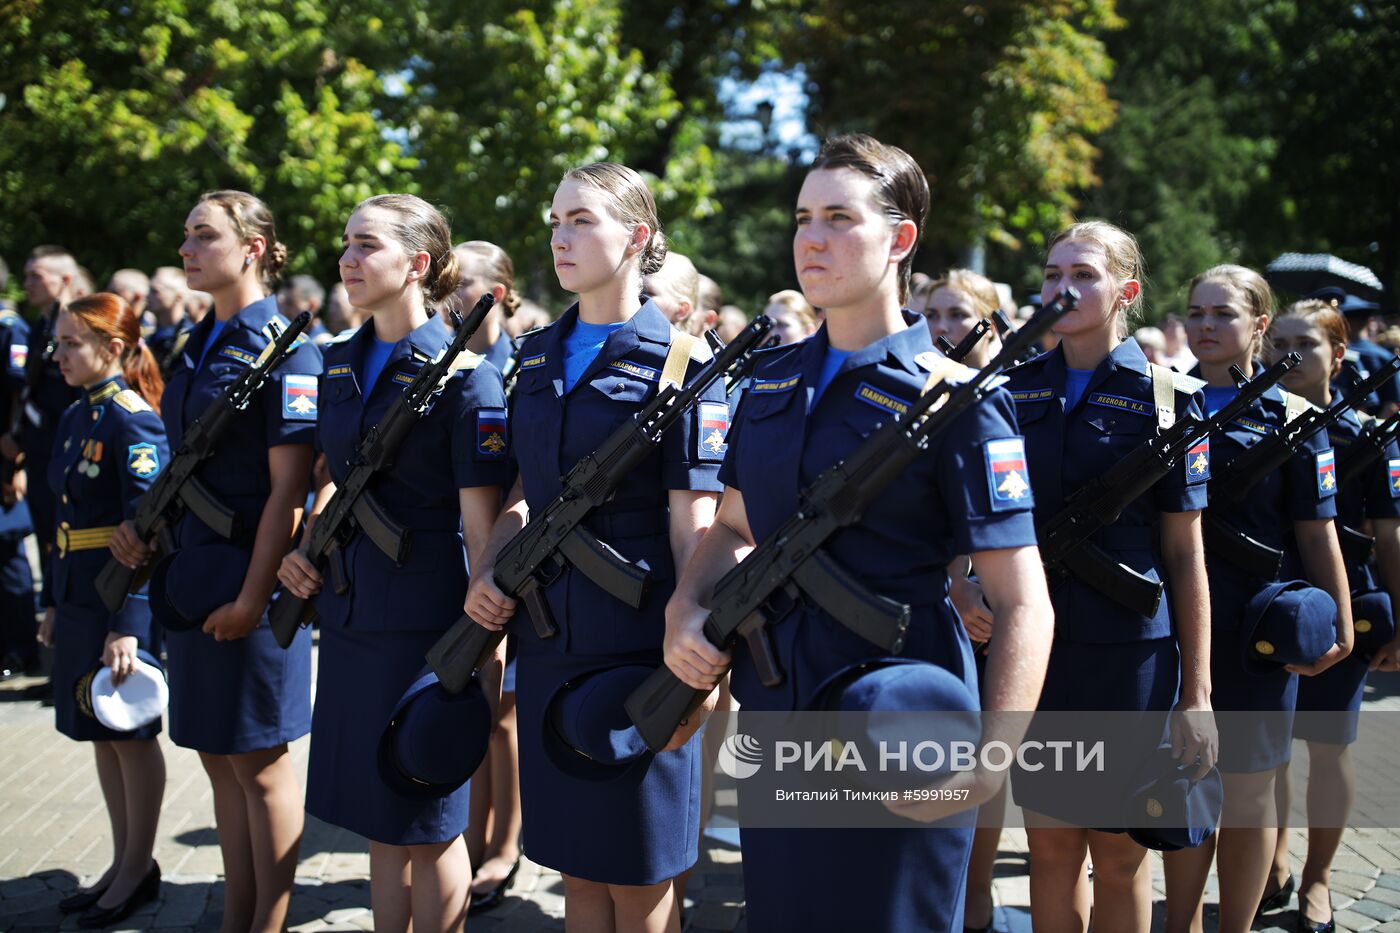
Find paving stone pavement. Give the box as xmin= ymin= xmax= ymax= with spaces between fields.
xmin=3 ymin=645 xmax=1399 ymax=932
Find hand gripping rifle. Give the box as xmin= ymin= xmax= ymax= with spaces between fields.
xmin=1203 ymin=355 xmax=1400 ymax=580
xmin=1037 ymin=355 xmax=1298 ymax=617
xmin=426 ymin=315 xmax=776 ymax=693
xmin=623 ymin=290 xmax=1078 ymax=753
xmin=268 ymin=296 xmax=495 ymax=648
xmin=94 ymin=312 xmax=312 ymax=612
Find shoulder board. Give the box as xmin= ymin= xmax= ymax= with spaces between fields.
xmin=446 ymin=350 xmax=485 ymax=378
xmin=112 ymin=389 xmax=152 ymax=414
xmin=1171 ymin=371 xmax=1207 ymax=394
xmin=325 ymin=328 xmax=358 ymax=345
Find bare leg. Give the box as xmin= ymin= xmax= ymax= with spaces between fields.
xmin=228 ymin=744 xmax=303 ymax=933
xmin=409 ymin=837 xmax=471 ymax=933
xmin=1027 ymin=822 xmax=1092 ymax=933
xmin=1162 ymin=837 xmax=1214 ymax=933
xmin=470 ymin=692 xmax=522 ymax=897
xmin=563 ymin=875 xmax=616 ymax=933
xmin=466 ymin=743 xmax=492 ymax=870
xmin=1300 ymin=741 xmax=1355 ymax=925
xmin=610 ymin=879 xmax=680 ymax=933
xmin=89 ymin=742 xmax=128 ymax=892
xmin=677 ymin=677 xmax=730 ymax=906
xmin=1086 ymin=830 xmax=1151 ymax=933
xmin=200 ymin=752 xmax=256 ymax=933
xmin=1215 ymin=770 xmax=1279 ymax=933
xmin=371 ymin=842 xmax=412 ymax=933
xmin=95 ymin=739 xmax=165 ymax=908
xmin=964 ymin=777 xmax=1008 ymax=930
xmin=1267 ymin=761 xmax=1293 ymax=898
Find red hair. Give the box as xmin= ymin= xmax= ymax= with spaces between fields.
xmin=63 ymin=293 xmax=164 ymax=412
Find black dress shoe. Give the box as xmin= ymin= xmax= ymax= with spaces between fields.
xmin=78 ymin=861 xmax=160 ymax=929
xmin=58 ymin=883 xmax=109 ymax=913
xmin=1258 ymin=874 xmax=1295 ymax=916
xmin=1297 ymin=912 xmax=1335 ymax=933
xmin=468 ymin=857 xmax=520 ymax=915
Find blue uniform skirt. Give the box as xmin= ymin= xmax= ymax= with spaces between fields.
xmin=305 ymin=619 xmax=471 ymax=845
xmin=1208 ymin=570 xmax=1297 ymax=773
xmin=1013 ymin=637 xmax=1179 ymax=824
xmin=165 ymin=617 xmax=311 ymax=755
xmin=515 ymin=649 xmax=702 ymax=885
xmin=53 ymin=603 xmax=161 ymax=742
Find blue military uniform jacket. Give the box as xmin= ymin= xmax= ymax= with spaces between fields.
xmin=20 ymin=304 xmax=82 ymax=448
xmin=0 ymin=308 xmax=32 ymax=538
xmin=1326 ymin=407 xmax=1400 ymax=591
xmin=1343 ymin=338 xmax=1398 ymax=413
xmin=313 ymin=314 xmax=511 ymax=633
xmin=1004 ymin=338 xmax=1208 ymax=643
xmin=484 ymin=332 xmax=514 ymax=374
xmin=719 ymin=317 xmax=1038 ymax=711
xmin=47 ymin=377 xmax=169 ymax=639
xmin=161 ymin=296 xmax=323 ymax=550
xmin=510 ymin=299 xmax=726 ymax=656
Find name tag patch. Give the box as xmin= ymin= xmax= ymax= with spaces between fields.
xmin=1390 ymin=458 xmax=1400 ymax=499
xmin=477 ymin=409 xmax=507 ymax=457
xmin=282 ymin=374 xmax=319 ymax=420
xmin=326 ymin=364 xmax=355 ymax=379
xmin=1087 ymin=393 xmax=1151 ymax=416
xmin=1012 ymin=388 xmax=1055 ymax=403
xmin=752 ymin=374 xmax=800 ymax=394
xmin=1186 ymin=438 xmax=1211 ymax=483
xmin=1317 ymin=448 xmax=1337 ymax=497
xmin=855 ymin=382 xmax=910 ymax=417
xmin=985 ymin=437 xmax=1032 ymax=511
xmin=128 ymin=443 xmax=160 ymax=478
xmin=520 ymin=353 xmax=547 ymax=370
xmin=392 ymin=370 xmax=418 ymax=387
xmin=608 ymin=359 xmax=660 ymax=383
xmin=1233 ymin=417 xmax=1273 ymax=436
xmin=698 ymin=401 xmax=730 ymax=459
xmin=219 ymin=345 xmax=257 ymax=366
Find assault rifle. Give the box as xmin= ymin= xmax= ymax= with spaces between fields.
xmin=1037 ymin=355 xmax=1298 ymax=617
xmin=94 ymin=312 xmax=312 ymax=612
xmin=1203 ymin=355 xmax=1400 ymax=580
xmin=1324 ymin=408 xmax=1400 ymax=567
xmin=268 ymin=296 xmax=495 ymax=648
xmin=623 ymin=290 xmax=1077 ymax=752
xmin=426 ymin=315 xmax=776 ymax=693
xmin=934 ymin=319 xmax=993 ymax=360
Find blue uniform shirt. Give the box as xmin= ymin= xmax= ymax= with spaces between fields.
xmin=359 ymin=337 xmax=396 ymax=397
xmin=562 ymin=319 xmax=626 ymax=393
xmin=161 ymin=296 xmax=323 ymax=550
xmin=47 ymin=376 xmax=169 ymax=639
xmin=510 ymin=299 xmax=727 ymax=655
xmin=0 ymin=309 xmax=32 ymax=538
xmin=314 ymin=314 xmax=511 ymax=633
xmin=720 ymin=316 xmax=1037 ymax=710
xmin=1004 ymin=338 xmax=1209 ymax=643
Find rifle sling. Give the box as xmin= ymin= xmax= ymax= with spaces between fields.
xmin=1147 ymin=363 xmax=1176 ymax=431
xmin=660 ymin=332 xmax=697 ymax=389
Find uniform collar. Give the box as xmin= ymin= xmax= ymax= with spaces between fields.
xmin=820 ymin=311 xmax=935 ymax=380
xmin=348 ymin=312 xmax=453 ymax=378
xmin=223 ymin=294 xmax=282 ymax=334
xmin=85 ymin=374 xmax=127 ymax=406
xmin=551 ymin=297 xmax=672 ymax=393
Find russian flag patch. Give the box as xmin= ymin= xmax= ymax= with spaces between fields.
xmin=1388 ymin=458 xmax=1400 ymax=499
xmin=477 ymin=408 xmax=507 ymax=458
xmin=698 ymin=401 xmax=730 ymax=460
xmin=1186 ymin=438 xmax=1211 ymax=483
xmin=9 ymin=344 xmax=27 ymax=371
xmin=1316 ymin=448 xmax=1337 ymax=497
xmin=282 ymin=374 xmax=319 ymax=420
xmin=985 ymin=437 xmax=1032 ymax=512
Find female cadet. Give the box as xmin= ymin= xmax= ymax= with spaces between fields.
xmin=762 ymin=289 xmax=819 ymax=346
xmin=911 ymin=266 xmax=1005 ymax=933
xmin=277 ymin=194 xmax=509 ymax=932
xmin=448 ymin=238 xmax=526 ymax=913
xmin=999 ymin=221 xmax=1215 ymax=933
xmin=464 ymin=162 xmax=726 ymax=932
xmin=911 ymin=268 xmax=1001 ymax=369
xmin=1263 ymin=299 xmax=1400 ymax=932
xmin=662 ymin=134 xmax=1055 ymax=933
xmin=109 ymin=190 xmax=321 ymax=933
xmin=451 ymin=240 xmax=520 ymax=374
xmin=1163 ymin=265 xmax=1352 ymax=933
xmin=42 ymin=293 xmax=167 ymax=928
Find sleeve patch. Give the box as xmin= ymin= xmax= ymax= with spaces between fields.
xmin=128 ymin=443 xmax=160 ymax=478
xmin=985 ymin=437 xmax=1033 ymax=512
xmin=1317 ymin=448 xmax=1337 ymax=497
xmin=9 ymin=343 xmax=27 ymax=370
xmin=477 ymin=409 xmax=508 ymax=458
xmin=1389 ymin=458 xmax=1400 ymax=499
xmin=698 ymin=401 xmax=730 ymax=459
xmin=219 ymin=345 xmax=257 ymax=366
xmin=1186 ymin=438 xmax=1211 ymax=483
xmin=282 ymin=374 xmax=319 ymax=420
